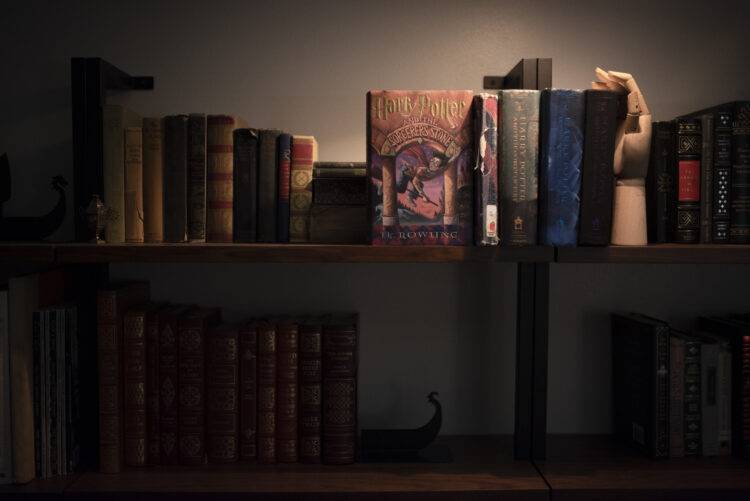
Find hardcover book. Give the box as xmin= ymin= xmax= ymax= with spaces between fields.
xmin=239 ymin=323 xmax=257 ymax=460
xmin=206 ymin=324 xmax=239 ymax=463
xmin=258 ymin=130 xmax=282 ymax=243
xmin=142 ymin=118 xmax=164 ymax=243
xmin=257 ymin=321 xmax=276 ymax=463
xmin=701 ymin=335 xmax=720 ymax=456
xmin=145 ymin=306 xmax=161 ymax=465
xmin=164 ymin=115 xmax=189 ymax=243
xmin=730 ymin=102 xmax=750 ymax=243
xmin=473 ymin=93 xmax=499 ymax=246
xmin=123 ymin=306 xmax=149 ymax=466
xmin=187 ymin=114 xmax=207 ymax=242
xmin=674 ymin=119 xmax=702 ymax=243
xmin=682 ymin=334 xmax=702 ymax=455
xmin=277 ymin=134 xmax=292 ymax=243
xmin=646 ymin=122 xmax=676 ymax=244
xmin=538 ymin=89 xmax=585 ymax=246
xmin=700 ymin=114 xmax=714 ymax=243
xmin=313 ymin=162 xmax=367 ymax=206
xmin=0 ymin=290 xmax=9 ymax=484
xmin=714 ymin=111 xmax=733 ymax=243
xmin=207 ymin=115 xmax=237 ymax=243
xmin=669 ymin=334 xmax=685 ymax=457
xmin=499 ymin=90 xmax=540 ymax=246
xmin=309 ymin=205 xmax=368 ymax=244
xmin=276 ymin=321 xmax=299 ymax=462
xmin=299 ymin=321 xmax=322 ymax=463
xmin=124 ymin=127 xmax=144 ymax=243
xmin=314 ymin=163 xmax=367 ymax=178
xmin=367 ymin=90 xmax=474 ymax=245
xmin=290 ymin=135 xmax=318 ymax=242
xmin=233 ymin=128 xmax=259 ymax=243
xmin=579 ymin=90 xmax=618 ymax=246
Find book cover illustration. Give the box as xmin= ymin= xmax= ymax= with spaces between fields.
xmin=473 ymin=94 xmax=499 ymax=246
xmin=368 ymin=90 xmax=473 ymax=245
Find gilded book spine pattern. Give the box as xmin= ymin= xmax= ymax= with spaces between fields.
xmin=730 ymin=102 xmax=750 ymax=243
xmin=187 ymin=114 xmax=207 ymax=242
xmin=276 ymin=322 xmax=298 ymax=462
xmin=647 ymin=122 xmax=675 ymax=243
xmin=277 ymin=134 xmax=292 ymax=243
xmin=158 ymin=311 xmax=179 ymax=465
xmin=124 ymin=127 xmax=144 ymax=243
xmin=499 ymin=90 xmax=540 ymax=246
xmin=684 ymin=339 xmax=702 ymax=455
xmin=143 ymin=118 xmax=164 ymax=243
xmin=164 ymin=116 xmax=189 ymax=242
xmin=713 ymin=111 xmax=733 ymax=243
xmin=669 ymin=336 xmax=685 ymax=457
xmin=655 ymin=326 xmax=670 ymax=458
xmin=322 ymin=321 xmax=357 ymax=465
xmin=239 ymin=324 xmax=257 ymax=460
xmin=290 ymin=136 xmax=317 ymax=242
xmin=207 ymin=116 xmax=235 ymax=243
xmin=700 ymin=114 xmax=714 ymax=243
xmin=675 ymin=119 xmax=702 ymax=243
xmin=299 ymin=324 xmax=322 ymax=463
xmin=178 ymin=313 xmax=212 ymax=465
xmin=145 ymin=309 xmax=160 ymax=465
xmin=97 ymin=290 xmax=122 ymax=473
xmin=257 ymin=323 xmax=276 ymax=463
xmin=207 ymin=326 xmax=239 ymax=463
xmin=123 ymin=310 xmax=147 ymax=466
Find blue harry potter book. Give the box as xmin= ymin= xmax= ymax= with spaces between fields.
xmin=538 ymin=89 xmax=585 ymax=246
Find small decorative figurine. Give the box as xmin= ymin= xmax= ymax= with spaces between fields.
xmin=592 ymin=68 xmax=652 ymax=246
xmin=85 ymin=194 xmax=107 ymax=244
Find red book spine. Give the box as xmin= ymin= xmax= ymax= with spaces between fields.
xmin=239 ymin=324 xmax=258 ymax=460
xmin=322 ymin=318 xmax=358 ymax=465
xmin=678 ymin=160 xmax=700 ymax=201
xmin=257 ymin=322 xmax=276 ymax=463
xmin=178 ymin=308 xmax=220 ymax=465
xmin=299 ymin=323 xmax=322 ymax=463
xmin=158 ymin=307 xmax=183 ymax=465
xmin=145 ymin=308 xmax=160 ymax=465
xmin=206 ymin=325 xmax=239 ymax=463
xmin=276 ymin=322 xmax=298 ymax=462
xmin=123 ymin=308 xmax=147 ymax=466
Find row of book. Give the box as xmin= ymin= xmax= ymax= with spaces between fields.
xmin=102 ymin=106 xmax=319 ymax=244
xmin=612 ymin=312 xmax=749 ymax=459
xmin=647 ymin=101 xmax=750 ymax=244
xmin=368 ymin=89 xmax=621 ymax=246
xmin=97 ymin=282 xmax=358 ymax=472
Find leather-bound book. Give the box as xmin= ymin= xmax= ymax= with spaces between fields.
xmin=187 ymin=114 xmax=207 ymax=242
xmin=158 ymin=305 xmax=191 ymax=465
xmin=277 ymin=133 xmax=292 ymax=243
xmin=713 ymin=110 xmax=733 ymax=243
xmin=674 ymin=118 xmax=702 ymax=243
xmin=276 ymin=321 xmax=298 ymax=462
xmin=309 ymin=205 xmax=368 ymax=244
xmin=473 ymin=93 xmax=499 ymax=246
xmin=299 ymin=321 xmax=322 ymax=463
xmin=322 ymin=317 xmax=358 ymax=464
xmin=730 ymin=102 xmax=750 ymax=243
xmin=538 ymin=89 xmax=585 ymax=247
xmin=206 ymin=324 xmax=239 ymax=463
xmin=239 ymin=323 xmax=257 ymax=460
xmin=257 ymin=321 xmax=276 ymax=463
xmin=499 ymin=90 xmax=540 ymax=246
xmin=142 ymin=118 xmax=164 ymax=243
xmin=124 ymin=127 xmax=144 ymax=243
xmin=178 ymin=308 xmax=221 ymax=465
xmin=207 ymin=115 xmax=237 ymax=243
xmin=669 ymin=335 xmax=685 ymax=457
xmin=97 ymin=282 xmax=150 ymax=473
xmin=646 ymin=122 xmax=676 ymax=244
xmin=290 ymin=135 xmax=318 ymax=242
xmin=700 ymin=114 xmax=714 ymax=243
xmin=145 ymin=306 xmax=161 ymax=465
xmin=681 ymin=334 xmax=702 ymax=455
xmin=123 ymin=305 xmax=150 ymax=466
xmin=233 ymin=129 xmax=259 ymax=243
xmin=579 ymin=90 xmax=618 ymax=246
xmin=312 ymin=163 xmax=367 ymax=206
xmin=164 ymin=115 xmax=189 ymax=243
xmin=258 ymin=130 xmax=282 ymax=242
xmin=701 ymin=337 xmax=720 ymax=456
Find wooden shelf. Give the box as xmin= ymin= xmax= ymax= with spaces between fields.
xmin=536 ymin=435 xmax=750 ymax=500
xmin=556 ymin=244 xmax=750 ymax=264
xmin=0 ymin=473 xmax=79 ymax=498
xmin=0 ymin=243 xmax=56 ymax=263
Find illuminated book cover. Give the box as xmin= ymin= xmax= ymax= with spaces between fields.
xmin=367 ymin=90 xmax=473 ymax=245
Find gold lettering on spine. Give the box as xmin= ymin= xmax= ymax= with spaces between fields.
xmin=381 ymin=157 xmax=398 ymax=226
xmin=443 ymin=162 xmax=457 ymax=224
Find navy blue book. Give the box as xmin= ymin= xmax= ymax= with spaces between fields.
xmin=277 ymin=133 xmax=292 ymax=243
xmin=538 ymin=89 xmax=585 ymax=246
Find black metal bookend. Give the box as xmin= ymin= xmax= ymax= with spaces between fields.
xmin=360 ymin=392 xmax=449 ymax=463
xmin=483 ymin=58 xmax=552 ymax=90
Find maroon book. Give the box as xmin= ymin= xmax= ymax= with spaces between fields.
xmin=206 ymin=324 xmax=240 ymax=463
xmin=322 ymin=316 xmax=358 ymax=464
xmin=123 ymin=305 xmax=150 ymax=466
xmin=257 ymin=321 xmax=276 ymax=463
xmin=178 ymin=307 xmax=221 ymax=465
xmin=239 ymin=323 xmax=258 ymax=460
xmin=145 ymin=306 xmax=161 ymax=465
xmin=276 ymin=321 xmax=299 ymax=462
xmin=299 ymin=321 xmax=322 ymax=463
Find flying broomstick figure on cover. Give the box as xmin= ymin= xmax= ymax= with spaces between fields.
xmin=394 ymin=143 xmax=450 ymax=209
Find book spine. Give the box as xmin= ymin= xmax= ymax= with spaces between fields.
xmin=0 ymin=293 xmax=8 ymax=483
xmin=473 ymin=94 xmax=499 ymax=246
xmin=730 ymin=102 xmax=750 ymax=243
xmin=124 ymin=127 xmax=144 ymax=243
xmin=207 ymin=327 xmax=239 ymax=463
xmin=233 ymin=129 xmax=259 ymax=243
xmin=674 ymin=119 xmax=702 ymax=243
xmin=322 ymin=322 xmax=357 ymax=465
xmin=145 ymin=310 xmax=160 ymax=465
xmin=290 ymin=136 xmax=317 ymax=243
xmin=58 ymin=310 xmax=66 ymax=475
xmin=158 ymin=311 xmax=179 ymax=465
xmin=717 ymin=347 xmax=732 ymax=455
xmin=669 ymin=336 xmax=685 ymax=457
xmin=277 ymin=134 xmax=292 ymax=243
xmin=713 ymin=111 xmax=733 ymax=243
xmin=187 ymin=114 xmax=207 ymax=242
xmin=744 ymin=335 xmax=750 ymax=456
xmin=299 ymin=324 xmax=322 ymax=464
xmin=102 ymin=105 xmax=126 ymax=243
xmin=700 ymin=114 xmax=714 ymax=243
xmin=538 ymin=89 xmax=585 ymax=247
xmin=313 ymin=178 xmax=368 ymax=206
xmin=65 ymin=308 xmax=80 ymax=473
xmin=97 ymin=290 xmax=122 ymax=473
xmin=32 ymin=311 xmax=41 ymax=478
xmin=499 ymin=90 xmax=540 ymax=246
xmin=49 ymin=310 xmax=58 ymax=476
xmin=258 ymin=131 xmax=281 ymax=243
xmin=654 ymin=325 xmax=669 ymax=458
xmin=42 ymin=311 xmax=48 ymax=478
xmin=142 ymin=118 xmax=164 ymax=243
xmin=702 ymin=343 xmax=719 ymax=456
xmin=164 ymin=116 xmax=189 ymax=243
xmin=646 ymin=122 xmax=676 ymax=243
xmin=178 ymin=316 xmax=208 ymax=465
xmin=313 ymin=164 xmax=367 ymax=178
xmin=257 ymin=323 xmax=276 ymax=463
xmin=276 ymin=323 xmax=298 ymax=462
xmin=206 ymin=115 xmax=235 ymax=243
xmin=579 ymin=90 xmax=617 ymax=246
xmin=239 ymin=324 xmax=257 ymax=460
xmin=684 ymin=339 xmax=702 ymax=455
xmin=123 ymin=310 xmax=147 ymax=466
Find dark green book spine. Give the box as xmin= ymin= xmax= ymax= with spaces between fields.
xmin=258 ymin=130 xmax=281 ymax=242
xmin=233 ymin=129 xmax=259 ymax=243
xmin=683 ymin=339 xmax=702 ymax=455
xmin=730 ymin=102 xmax=750 ymax=243
xmin=713 ymin=111 xmax=733 ymax=243
xmin=187 ymin=114 xmax=207 ymax=242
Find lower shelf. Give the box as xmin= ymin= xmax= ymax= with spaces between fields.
xmin=537 ymin=434 xmax=750 ymax=500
